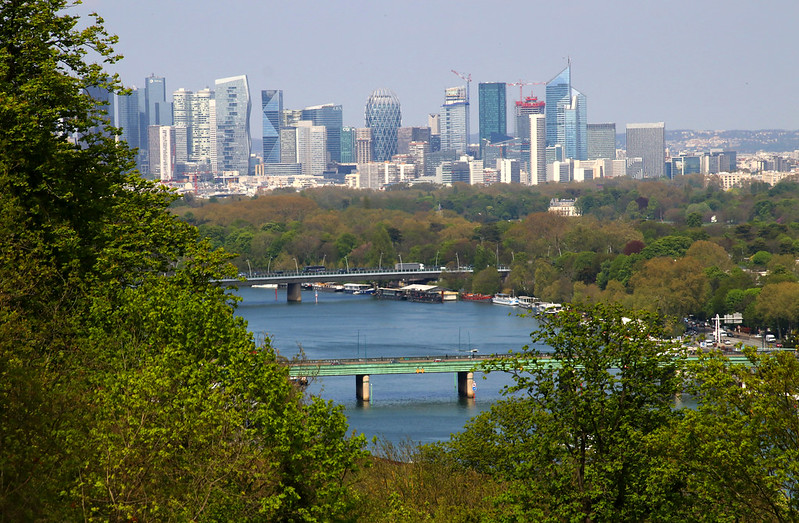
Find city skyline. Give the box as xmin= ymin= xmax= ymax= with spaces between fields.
xmin=73 ymin=0 xmax=799 ymax=135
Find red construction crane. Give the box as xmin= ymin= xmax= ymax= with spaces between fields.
xmin=508 ymin=80 xmax=546 ymax=102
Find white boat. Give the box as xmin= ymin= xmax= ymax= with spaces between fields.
xmin=516 ymin=296 xmax=536 ymax=309
xmin=492 ymin=293 xmax=519 ymax=306
xmin=252 ymin=283 xmax=278 ymax=289
xmin=343 ymin=283 xmax=373 ymax=294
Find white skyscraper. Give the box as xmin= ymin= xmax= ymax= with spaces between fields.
xmin=529 ymin=114 xmax=546 ymax=185
xmin=215 ymin=75 xmax=251 ymax=175
xmin=440 ymin=86 xmax=468 ymax=154
xmin=295 ymin=121 xmax=327 ymax=176
xmin=189 ymin=88 xmax=216 ymax=168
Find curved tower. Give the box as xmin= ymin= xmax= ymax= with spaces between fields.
xmin=364 ymin=88 xmax=401 ymax=162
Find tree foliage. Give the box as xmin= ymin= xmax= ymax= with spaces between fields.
xmin=443 ymin=304 xmax=685 ymax=521
xmin=0 ymin=3 xmax=366 ymax=520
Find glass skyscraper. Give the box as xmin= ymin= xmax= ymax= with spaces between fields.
xmin=261 ymin=90 xmax=282 ymax=164
xmin=215 ymin=75 xmax=251 ymax=175
xmin=546 ymin=65 xmax=587 ymax=161
xmin=365 ymin=89 xmax=401 ymax=162
xmin=117 ymin=88 xmax=140 ymax=149
xmin=301 ymin=104 xmax=343 ymax=164
xmin=478 ymin=82 xmax=506 ymax=157
xmin=340 ymin=126 xmax=355 ymax=163
xmin=440 ymin=86 xmax=469 ymax=155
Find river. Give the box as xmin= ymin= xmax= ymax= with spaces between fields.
xmin=235 ymin=287 xmax=543 ymax=446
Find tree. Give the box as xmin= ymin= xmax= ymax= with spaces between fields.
xmin=663 ymin=350 xmax=799 ymax=521
xmin=0 ymin=3 xmax=367 ymax=519
xmin=629 ymin=257 xmax=709 ymax=319
xmin=471 ymin=266 xmax=501 ymax=295
xmin=443 ymin=304 xmax=685 ymax=521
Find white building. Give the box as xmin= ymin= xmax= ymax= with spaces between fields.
xmin=529 ymin=114 xmax=547 ymax=185
xmin=295 ymin=121 xmax=327 ymax=176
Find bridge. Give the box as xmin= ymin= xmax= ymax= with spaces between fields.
xmin=220 ymin=266 xmax=511 ymax=302
xmin=288 ymin=353 xmax=755 ymax=401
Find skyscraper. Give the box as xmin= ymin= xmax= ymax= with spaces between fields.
xmin=340 ymin=126 xmax=355 ymax=163
xmin=117 ymin=87 xmax=140 ymax=150
xmin=529 ymin=114 xmax=546 ymax=185
xmin=295 ymin=121 xmax=327 ymax=176
xmin=261 ymin=90 xmax=282 ymax=164
xmin=301 ymin=104 xmax=342 ymax=164
xmin=365 ymin=89 xmax=401 ymax=162
xmin=215 ymin=75 xmax=251 ymax=175
xmin=478 ymin=82 xmax=506 ymax=157
xmin=515 ymin=96 xmax=545 ymax=140
xmin=145 ymin=74 xmax=172 ymax=127
xmin=546 ymin=65 xmax=587 ymax=161
xmin=587 ymin=123 xmax=616 ymax=160
xmin=397 ymin=127 xmax=432 ymax=155
xmin=626 ymin=122 xmax=665 ymax=178
xmin=190 ymin=88 xmax=215 ymax=167
xmin=172 ymin=88 xmax=192 ymax=161
xmin=440 ymin=86 xmax=468 ymax=154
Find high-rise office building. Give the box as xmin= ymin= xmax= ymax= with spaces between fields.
xmin=529 ymin=114 xmax=546 ymax=185
xmin=172 ymin=88 xmax=193 ymax=161
xmin=440 ymin=86 xmax=468 ymax=154
xmin=340 ymin=126 xmax=355 ymax=163
xmin=365 ymin=89 xmax=401 ymax=162
xmin=478 ymin=82 xmax=506 ymax=158
xmin=301 ymin=104 xmax=342 ymax=164
xmin=295 ymin=121 xmax=327 ymax=176
xmin=626 ymin=122 xmax=665 ymax=178
xmin=190 ymin=88 xmax=215 ymax=167
xmin=546 ymin=65 xmax=587 ymax=161
xmin=145 ymin=75 xmax=172 ymax=127
xmin=515 ymin=96 xmax=545 ymax=140
xmin=261 ymin=90 xmax=282 ymax=164
xmin=215 ymin=75 xmax=251 ymax=175
xmin=280 ymin=127 xmax=297 ymax=164
xmin=148 ymin=125 xmax=175 ymax=182
xmin=355 ymin=127 xmax=374 ymax=164
xmin=117 ymin=87 xmax=140 ymax=150
xmin=587 ymin=123 xmax=616 ymax=160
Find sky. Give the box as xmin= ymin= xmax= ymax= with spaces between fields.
xmin=74 ymin=0 xmax=799 ymax=137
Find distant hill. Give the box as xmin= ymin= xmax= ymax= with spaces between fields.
xmin=616 ymin=129 xmax=799 ymax=154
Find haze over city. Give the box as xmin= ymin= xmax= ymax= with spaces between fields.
xmin=75 ymin=0 xmax=799 ymax=133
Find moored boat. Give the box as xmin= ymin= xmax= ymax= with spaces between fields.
xmin=492 ymin=293 xmax=519 ymax=306
xmin=461 ymin=293 xmax=493 ymax=301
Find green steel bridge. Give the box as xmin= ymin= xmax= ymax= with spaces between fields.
xmin=288 ymin=353 xmax=756 ymax=401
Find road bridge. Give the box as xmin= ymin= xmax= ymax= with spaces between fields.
xmin=220 ymin=266 xmax=511 ymax=302
xmin=288 ymin=353 xmax=755 ymax=401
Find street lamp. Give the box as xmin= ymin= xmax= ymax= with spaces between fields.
xmin=379 ymin=251 xmax=383 ymax=270
xmin=267 ymin=256 xmax=272 ymax=273
xmin=398 ymin=253 xmax=402 ymax=269
xmin=344 ymin=255 xmax=349 ymax=272
xmin=456 ymin=252 xmax=460 ymax=270
xmin=435 ymin=250 xmax=439 ymax=267
xmin=293 ymin=257 xmax=298 ymax=273
xmin=322 ymin=253 xmax=326 ymax=268
xmin=246 ymin=259 xmax=252 ymax=278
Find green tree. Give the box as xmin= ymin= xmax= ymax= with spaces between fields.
xmin=0 ymin=3 xmax=367 ymax=520
xmin=664 ymin=350 xmax=799 ymax=521
xmin=471 ymin=266 xmax=501 ymax=295
xmin=444 ymin=304 xmax=685 ymax=521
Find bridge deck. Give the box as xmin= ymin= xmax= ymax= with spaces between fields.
xmin=287 ymin=354 xmax=754 ymax=378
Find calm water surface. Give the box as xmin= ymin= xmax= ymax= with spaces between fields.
xmin=235 ymin=287 xmax=543 ymax=445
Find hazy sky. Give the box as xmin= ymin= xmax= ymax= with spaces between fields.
xmin=75 ymin=0 xmax=798 ymax=136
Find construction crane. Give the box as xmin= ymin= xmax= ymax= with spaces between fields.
xmin=451 ymin=69 xmax=472 ymax=103
xmin=508 ymin=80 xmax=546 ymax=102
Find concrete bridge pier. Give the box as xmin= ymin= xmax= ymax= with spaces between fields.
xmin=287 ymin=283 xmax=302 ymax=302
xmin=356 ymin=374 xmax=371 ymax=401
xmin=457 ymin=371 xmax=475 ymax=398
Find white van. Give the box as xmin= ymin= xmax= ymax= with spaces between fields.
xmin=765 ymin=334 xmax=776 ymax=343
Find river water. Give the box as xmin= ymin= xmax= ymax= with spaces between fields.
xmin=235 ymin=287 xmax=543 ymax=446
